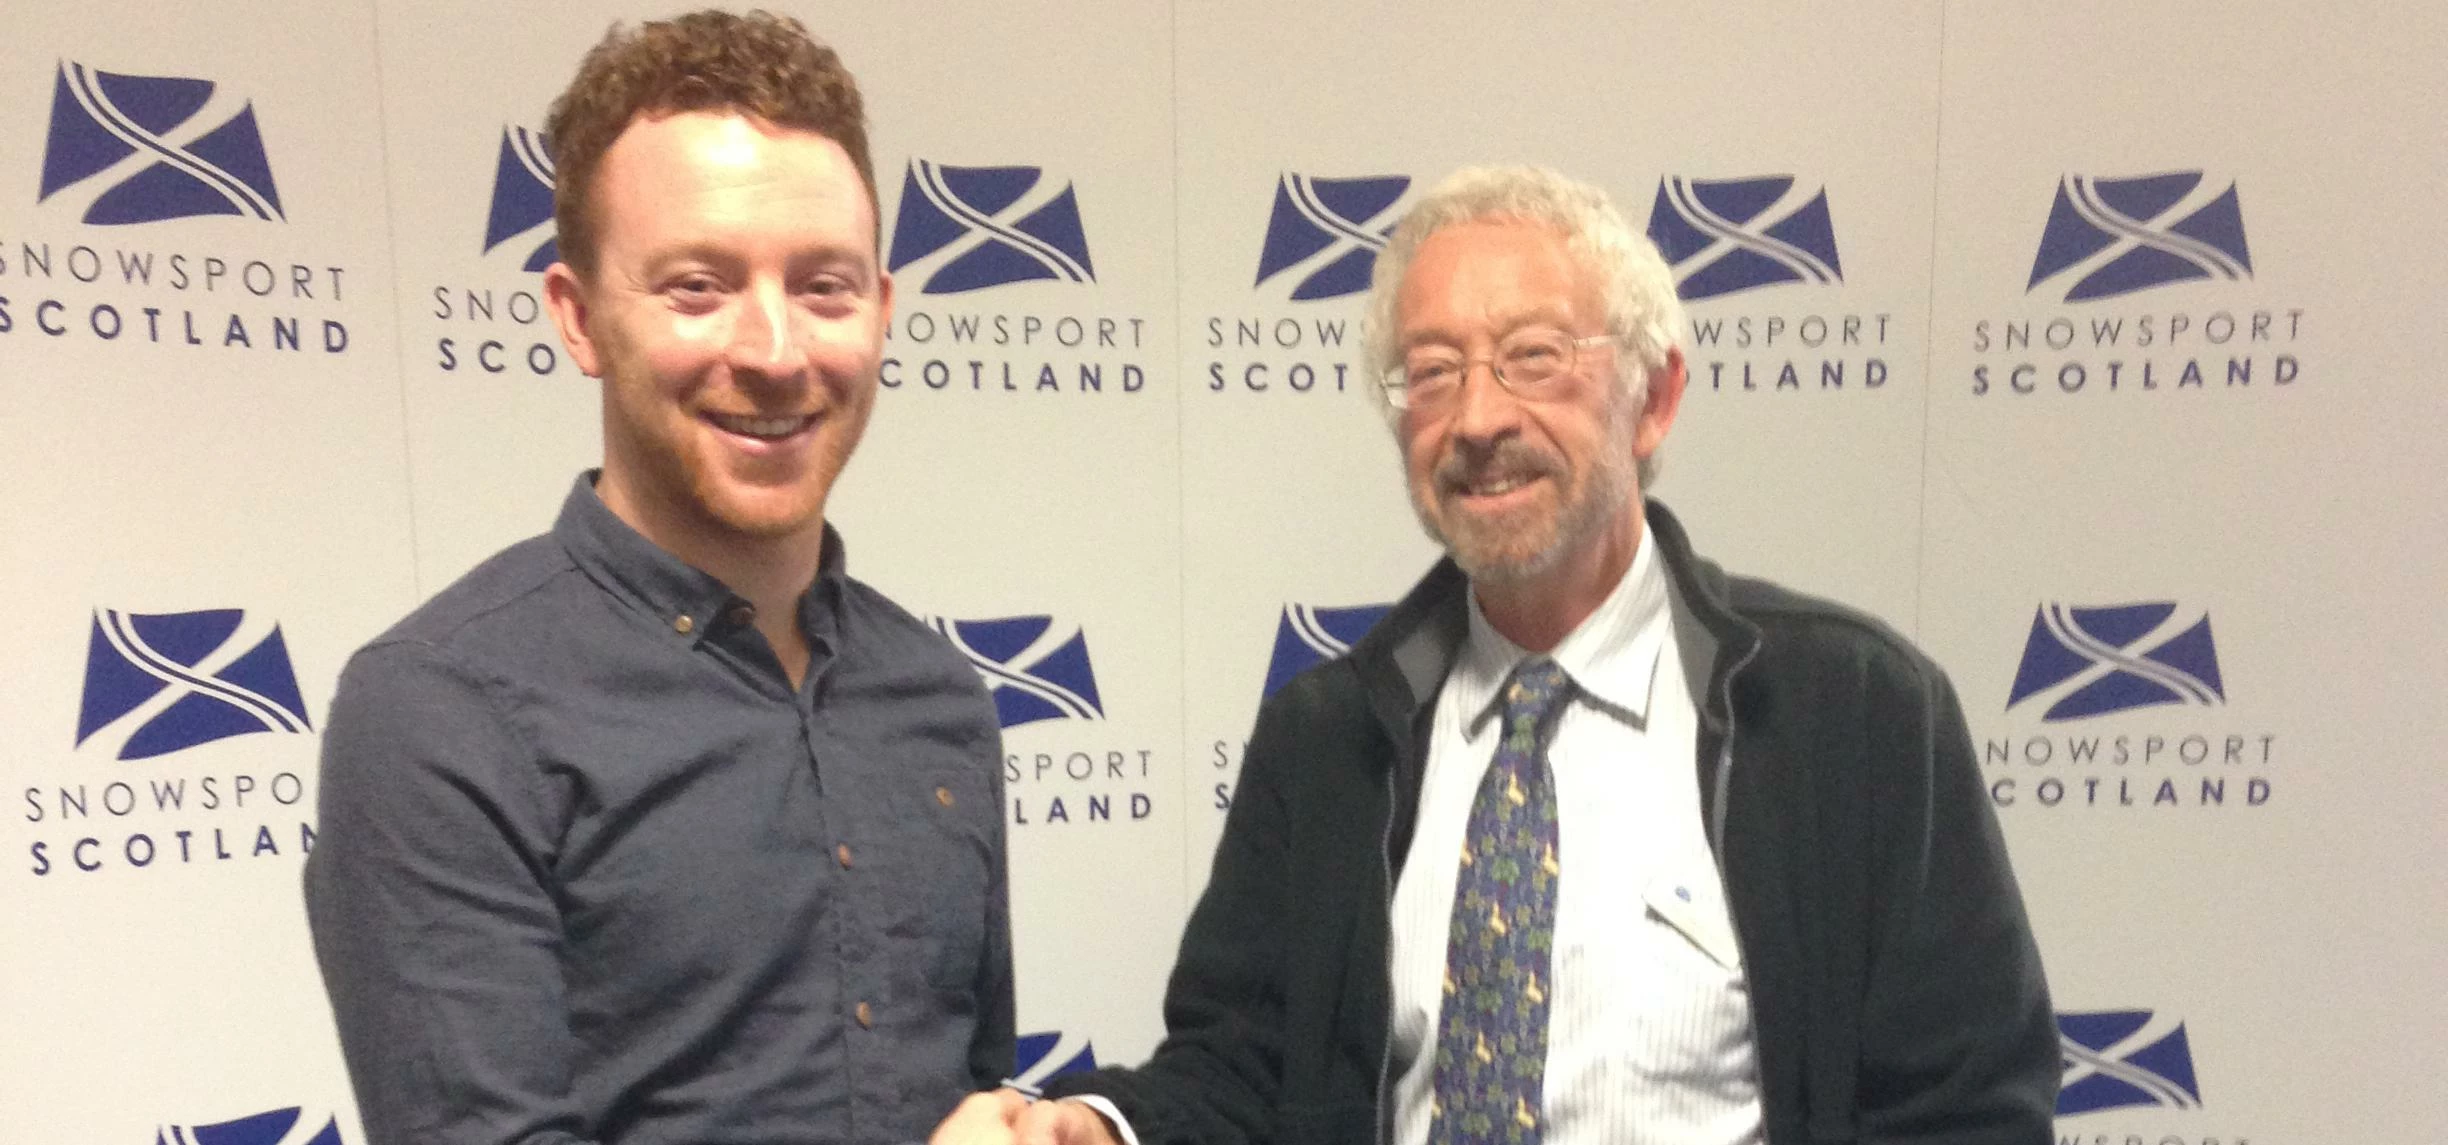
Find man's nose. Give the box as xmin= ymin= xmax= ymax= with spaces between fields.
xmin=1447 ymin=359 xmax=1521 ymax=441
xmin=725 ymin=281 xmax=802 ymax=380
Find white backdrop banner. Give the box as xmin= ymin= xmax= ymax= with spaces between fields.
xmin=4 ymin=2 xmax=2442 ymax=1143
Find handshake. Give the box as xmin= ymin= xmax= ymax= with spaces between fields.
xmin=927 ymin=1085 xmax=1124 ymax=1145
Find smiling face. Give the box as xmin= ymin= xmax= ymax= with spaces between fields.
xmin=544 ymin=109 xmax=890 ymax=562
xmin=1395 ymin=219 xmax=1650 ymax=586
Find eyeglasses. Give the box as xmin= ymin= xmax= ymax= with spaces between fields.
xmin=1380 ymin=328 xmax=1618 ymax=411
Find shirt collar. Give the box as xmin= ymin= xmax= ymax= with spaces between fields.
xmin=1454 ymin=522 xmax=1671 ymax=737
xmin=552 ymin=470 xmax=846 ymax=650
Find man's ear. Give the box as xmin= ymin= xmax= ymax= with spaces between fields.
xmin=1634 ymin=347 xmax=1687 ymax=461
xmin=543 ymin=260 xmax=603 ymax=378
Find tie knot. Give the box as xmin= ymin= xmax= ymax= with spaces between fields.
xmin=1502 ymin=656 xmax=1571 ymax=727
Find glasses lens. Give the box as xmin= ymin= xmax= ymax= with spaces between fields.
xmin=1378 ymin=368 xmax=1413 ymax=408
xmin=1403 ymin=354 xmax=1461 ymax=388
xmin=1498 ymin=329 xmax=1575 ymax=389
xmin=1398 ymin=353 xmax=1463 ymax=407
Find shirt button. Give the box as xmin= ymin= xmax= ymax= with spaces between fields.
xmin=835 ymin=843 xmax=853 ymax=868
xmin=855 ymin=1001 xmax=873 ymax=1029
xmin=935 ymin=785 xmax=954 ymax=808
xmin=724 ymin=602 xmax=756 ymax=628
xmin=672 ymin=614 xmax=694 ymax=635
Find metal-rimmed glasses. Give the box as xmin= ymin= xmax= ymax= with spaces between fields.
xmin=1379 ymin=327 xmax=1618 ymax=412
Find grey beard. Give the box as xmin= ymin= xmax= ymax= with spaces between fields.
xmin=1422 ymin=451 xmax=1634 ymax=586
xmin=1409 ymin=396 xmax=1644 ymax=586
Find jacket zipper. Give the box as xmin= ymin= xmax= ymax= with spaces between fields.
xmin=1374 ymin=784 xmax=1400 ymax=1145
xmin=1709 ymin=636 xmax=1756 ymax=862
xmin=1711 ymin=635 xmax=1776 ymax=1144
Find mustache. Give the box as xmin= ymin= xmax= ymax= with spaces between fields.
xmin=1434 ymin=438 xmax=1562 ymax=494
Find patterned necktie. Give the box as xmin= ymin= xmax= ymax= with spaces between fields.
xmin=1428 ymin=656 xmax=1572 ymax=1145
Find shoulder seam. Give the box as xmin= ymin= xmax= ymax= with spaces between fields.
xmin=343 ymin=633 xmax=558 ymax=848
xmin=370 ymin=554 xmax=581 ymax=657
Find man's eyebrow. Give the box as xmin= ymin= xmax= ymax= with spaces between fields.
xmin=794 ymin=245 xmax=879 ymax=271
xmin=632 ymin=240 xmax=876 ymax=274
xmin=638 ymin=242 xmax=742 ymax=272
xmin=1400 ymin=305 xmax=1577 ymax=345
xmin=1486 ymin=303 xmax=1577 ymax=329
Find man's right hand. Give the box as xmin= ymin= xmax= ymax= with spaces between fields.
xmin=929 ymin=1089 xmax=1029 ymax=1145
xmin=1014 ymin=1100 xmax=1121 ymax=1145
xmin=925 ymin=1090 xmax=1123 ymax=1145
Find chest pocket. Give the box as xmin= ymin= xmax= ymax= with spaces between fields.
xmin=864 ymin=766 xmax=998 ymax=995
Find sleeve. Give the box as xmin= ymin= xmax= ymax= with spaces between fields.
xmin=968 ymin=718 xmax=1018 ymax=1091
xmin=1855 ymin=657 xmax=2060 ymax=1145
xmin=1037 ymin=674 xmax=1328 ymax=1145
xmin=301 ymin=641 xmax=598 ymax=1145
xmin=1064 ymin=1095 xmax=1145 ymax=1145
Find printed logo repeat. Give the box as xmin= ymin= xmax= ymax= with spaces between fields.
xmin=1262 ymin=602 xmax=1391 ymax=700
xmin=932 ymin=615 xmax=1106 ymax=728
xmin=2028 ymin=172 xmax=2251 ymax=302
xmin=1646 ymin=175 xmax=1841 ymax=300
xmin=2056 ymin=1009 xmax=2203 ymax=1116
xmin=1252 ymin=173 xmax=1409 ymax=301
xmin=39 ymin=62 xmax=284 ymax=225
xmin=76 ymin=609 xmax=311 ymax=761
xmin=2007 ymin=602 xmax=2224 ymax=722
xmin=481 ymin=125 xmax=558 ymax=272
xmin=888 ymin=161 xmax=1094 ymax=294
xmin=1013 ymin=1030 xmax=1101 ymax=1087
xmin=154 ymin=1107 xmax=343 ymax=1145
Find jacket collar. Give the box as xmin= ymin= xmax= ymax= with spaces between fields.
xmin=1346 ymin=499 xmax=1763 ymax=741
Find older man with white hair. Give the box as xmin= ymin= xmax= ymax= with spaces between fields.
xmin=938 ymin=165 xmax=2057 ymax=1145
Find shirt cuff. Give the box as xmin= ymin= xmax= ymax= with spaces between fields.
xmin=1063 ymin=1094 xmax=1142 ymax=1145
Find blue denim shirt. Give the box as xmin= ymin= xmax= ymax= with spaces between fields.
xmin=306 ymin=475 xmax=1011 ymax=1145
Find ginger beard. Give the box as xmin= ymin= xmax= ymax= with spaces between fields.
xmin=592 ymin=307 xmax=876 ymax=543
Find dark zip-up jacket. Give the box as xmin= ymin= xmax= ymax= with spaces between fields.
xmin=1047 ymin=503 xmax=2056 ymax=1145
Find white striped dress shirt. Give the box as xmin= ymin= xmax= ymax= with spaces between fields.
xmin=1387 ymin=529 xmax=1766 ymax=1145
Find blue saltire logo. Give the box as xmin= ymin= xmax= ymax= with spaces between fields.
xmin=2056 ymin=1009 xmax=2203 ymax=1116
xmin=2028 ymin=172 xmax=2251 ymax=301
xmin=2007 ymin=601 xmax=2224 ymax=722
xmin=1262 ymin=602 xmax=1390 ymax=700
xmin=153 ymin=1106 xmax=344 ymax=1145
xmin=482 ymin=125 xmax=558 ymax=271
xmin=76 ymin=608 xmax=311 ymax=760
xmin=1253 ymin=173 xmax=1410 ymax=300
xmin=887 ymin=160 xmax=1094 ymax=294
xmin=931 ymin=615 xmax=1105 ymax=728
xmin=1013 ymin=1029 xmax=1100 ymax=1086
xmin=1645 ymin=175 xmax=1841 ymax=300
xmin=40 ymin=62 xmax=283 ymax=225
